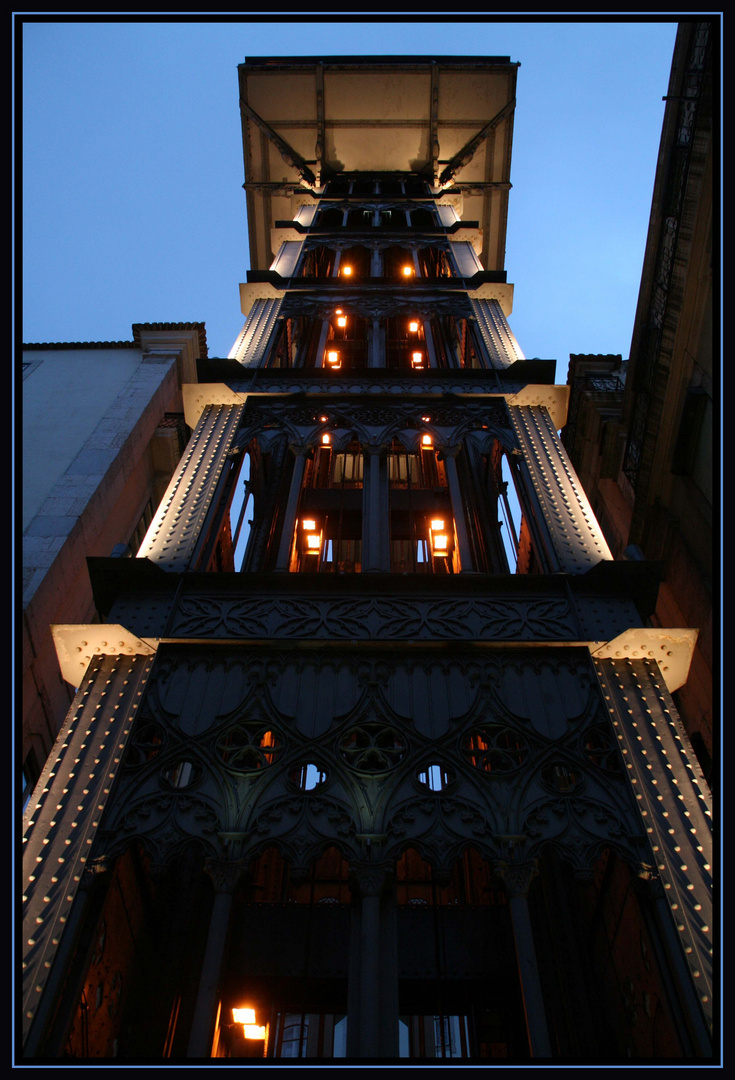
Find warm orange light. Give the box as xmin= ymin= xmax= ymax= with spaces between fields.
xmin=337 ymin=316 xmax=347 ymax=328
xmin=305 ymin=534 xmax=321 ymax=551
xmin=233 ymin=1008 xmax=256 ymax=1025
xmin=421 ymin=415 xmax=431 ymax=422
xmin=412 ymin=351 xmax=423 ymax=366
xmin=302 ymin=519 xmax=316 ymax=531
xmin=408 ymin=320 xmax=419 ymax=332
xmin=322 ymin=434 xmax=331 ymax=445
xmin=402 ymin=265 xmax=414 ymax=277
xmin=341 ymin=265 xmax=353 ymax=276
xmin=430 ymin=519 xmax=445 ymax=531
xmin=433 ymin=534 xmax=449 ymax=553
xmin=335 ymin=308 xmax=343 ymax=315
xmin=319 ymin=415 xmax=328 ymax=422
xmin=421 ymin=434 xmax=433 ymax=446
xmin=326 ymin=349 xmax=340 ymax=365
xmin=243 ymin=1025 xmax=267 ymax=1040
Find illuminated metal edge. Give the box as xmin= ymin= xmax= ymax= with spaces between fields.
xmin=593 ymin=657 xmax=713 ymax=1036
xmin=51 ymin=619 xmax=694 ymax=698
xmin=507 ymin=384 xmax=569 ymax=433
xmin=22 ymin=654 xmax=154 ymax=1049
xmin=591 ymin=628 xmax=697 ymax=694
xmin=136 ymin=403 xmax=244 ymax=572
xmin=509 ymin=404 xmax=613 ymax=572
xmin=228 ymin=297 xmax=284 ymax=367
xmin=471 ymin=297 xmax=525 ymax=369
xmin=51 ymin=625 xmax=156 ymax=688
xmin=183 ymin=383 xmax=244 ymax=432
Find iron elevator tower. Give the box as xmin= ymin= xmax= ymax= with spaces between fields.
xmin=22 ymin=56 xmax=713 ymax=1061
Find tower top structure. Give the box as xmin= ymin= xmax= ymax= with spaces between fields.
xmin=238 ymin=54 xmax=518 ymax=273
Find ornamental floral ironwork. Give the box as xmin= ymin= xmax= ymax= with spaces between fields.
xmin=339 ymin=722 xmax=407 ymax=772
xmin=215 ymin=724 xmax=283 ymax=773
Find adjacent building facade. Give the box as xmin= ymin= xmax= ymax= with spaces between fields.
xmin=22 ymin=55 xmax=713 ymax=1061
xmin=21 ymin=326 xmax=204 ymax=804
xmin=562 ymin=22 xmax=714 ymax=781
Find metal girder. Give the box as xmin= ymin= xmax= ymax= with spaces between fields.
xmin=471 ymin=297 xmax=525 ymax=368
xmin=438 ymin=98 xmax=516 ymax=188
xmin=22 ymin=653 xmax=155 ymax=1052
xmin=136 ymin=403 xmax=244 ymax=572
xmin=239 ymin=98 xmax=317 ymax=189
xmin=593 ymin=657 xmax=713 ymax=1047
xmin=509 ymin=404 xmax=613 ymax=573
xmin=229 ymin=297 xmax=283 ymax=367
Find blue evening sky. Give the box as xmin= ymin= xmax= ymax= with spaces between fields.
xmin=21 ymin=18 xmax=678 ymax=380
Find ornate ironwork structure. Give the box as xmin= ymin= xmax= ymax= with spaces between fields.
xmin=22 ymin=54 xmax=712 ymax=1062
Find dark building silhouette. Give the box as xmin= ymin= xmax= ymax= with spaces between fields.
xmin=22 ymin=53 xmax=713 ymax=1061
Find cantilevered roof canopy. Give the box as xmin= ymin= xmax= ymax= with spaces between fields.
xmin=238 ymin=56 xmax=518 ymax=273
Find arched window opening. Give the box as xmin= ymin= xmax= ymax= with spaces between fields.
xmin=336 ymin=245 xmax=370 ymax=279
xmin=267 ymin=316 xmax=323 ymax=369
xmin=322 ymin=310 xmax=368 ymax=371
xmin=344 ymin=206 xmax=375 ymax=229
xmin=383 ymin=245 xmax=418 ymax=280
xmin=397 ymin=847 xmax=508 ymax=908
xmin=388 ymin=437 xmax=454 ymax=573
xmin=418 ymin=247 xmax=453 ymax=278
xmin=396 ymin=849 xmax=518 ymax=1058
xmin=291 ymin=439 xmax=363 ymax=573
xmin=298 ymin=245 xmax=336 ymax=278
xmin=317 ymin=205 xmax=345 ymax=228
xmin=435 ymin=315 xmax=482 ymax=368
xmin=408 ymin=206 xmax=435 ymax=229
xmin=228 ymin=451 xmax=255 ymax=571
xmin=217 ymin=846 xmax=352 ymax=1059
xmin=500 ymin=452 xmax=544 ymax=574
xmin=386 ymin=315 xmax=430 ymax=371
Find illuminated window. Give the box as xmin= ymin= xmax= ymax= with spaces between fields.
xmin=388 ymin=438 xmax=452 ymax=573
xmin=323 ymin=311 xmax=368 ymax=371
xmin=292 ymin=440 xmax=363 ymax=573
xmin=386 ymin=316 xmax=433 ymax=370
xmin=383 ymin=246 xmax=418 ymax=279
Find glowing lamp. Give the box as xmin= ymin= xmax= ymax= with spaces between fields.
xmin=243 ymin=1025 xmax=267 ymax=1040
xmin=335 ymin=308 xmax=343 ymax=315
xmin=322 ymin=434 xmax=331 ymax=445
xmin=337 ymin=316 xmax=347 ymax=328
xmin=421 ymin=434 xmax=433 ymax=447
xmin=429 ymin=517 xmax=450 ymax=556
xmin=402 ymin=265 xmax=414 ymax=277
xmin=341 ymin=265 xmax=353 ymax=276
xmin=326 ymin=349 xmax=340 ymax=365
xmin=411 ymin=351 xmax=424 ymax=367
xmin=408 ymin=320 xmax=419 ymax=332
xmin=233 ymin=1008 xmax=256 ymax=1025
xmin=302 ymin=519 xmax=316 ymax=531
xmin=305 ymin=533 xmax=321 ymax=551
